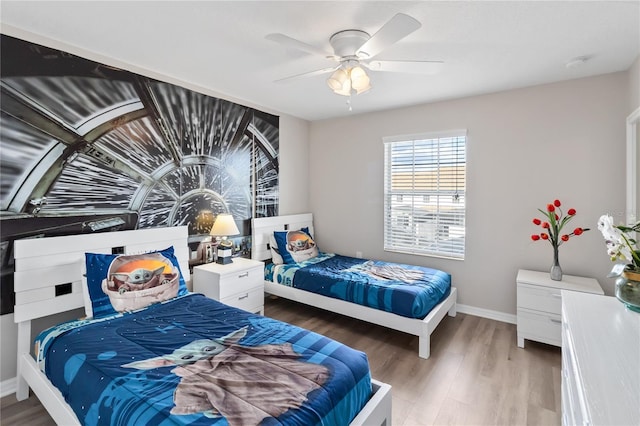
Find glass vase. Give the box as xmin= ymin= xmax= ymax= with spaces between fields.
xmin=615 ymin=269 xmax=640 ymax=313
xmin=550 ymin=245 xmax=562 ymax=281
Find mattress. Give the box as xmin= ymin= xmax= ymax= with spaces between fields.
xmin=34 ymin=293 xmax=372 ymax=426
xmin=266 ymin=253 xmax=451 ymax=319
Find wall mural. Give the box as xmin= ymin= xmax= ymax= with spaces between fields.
xmin=0 ymin=34 xmax=280 ymax=315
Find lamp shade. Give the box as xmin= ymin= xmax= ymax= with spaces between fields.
xmin=209 ymin=213 xmax=240 ymax=238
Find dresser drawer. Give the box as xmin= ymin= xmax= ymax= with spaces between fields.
xmin=221 ymin=286 xmax=263 ymax=312
xmin=217 ymin=266 xmax=264 ymax=298
xmin=517 ymin=283 xmax=562 ymax=314
xmin=517 ymin=308 xmax=562 ymax=345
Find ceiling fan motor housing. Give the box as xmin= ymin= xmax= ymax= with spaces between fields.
xmin=329 ymin=30 xmax=371 ymax=59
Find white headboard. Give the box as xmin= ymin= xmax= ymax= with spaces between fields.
xmin=13 ymin=226 xmax=190 ymax=323
xmin=251 ymin=213 xmax=314 ymax=261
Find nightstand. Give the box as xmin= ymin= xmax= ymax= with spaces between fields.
xmin=193 ymin=257 xmax=265 ymax=315
xmin=516 ymin=269 xmax=603 ymax=348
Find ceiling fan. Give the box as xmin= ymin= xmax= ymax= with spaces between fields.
xmin=266 ymin=13 xmax=443 ymax=97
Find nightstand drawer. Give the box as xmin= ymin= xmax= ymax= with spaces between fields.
xmin=517 ymin=283 xmax=562 ymax=314
xmin=192 ymin=258 xmax=265 ymax=313
xmin=221 ymin=286 xmax=263 ymax=312
xmin=218 ymin=266 xmax=263 ymax=298
xmin=517 ymin=308 xmax=562 ymax=344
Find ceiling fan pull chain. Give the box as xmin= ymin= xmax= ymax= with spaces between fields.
xmin=347 ymin=96 xmax=353 ymax=112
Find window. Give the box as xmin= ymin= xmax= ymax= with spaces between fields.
xmin=383 ymin=130 xmax=466 ymax=259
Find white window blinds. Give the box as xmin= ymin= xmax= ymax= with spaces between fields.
xmin=383 ymin=131 xmax=466 ymax=259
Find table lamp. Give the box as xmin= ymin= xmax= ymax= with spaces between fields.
xmin=209 ymin=213 xmax=240 ymax=264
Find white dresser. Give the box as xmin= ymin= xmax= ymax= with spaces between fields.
xmin=516 ymin=269 xmax=603 ymax=348
xmin=193 ymin=258 xmax=265 ymax=315
xmin=562 ymin=291 xmax=640 ymax=426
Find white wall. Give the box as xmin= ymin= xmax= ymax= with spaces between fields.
xmin=309 ymin=72 xmax=628 ymax=316
xmin=629 ymin=55 xmax=640 ymax=111
xmin=278 ymin=115 xmax=310 ymax=215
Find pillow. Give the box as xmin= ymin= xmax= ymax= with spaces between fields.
xmin=269 ymin=234 xmax=285 ymax=265
xmin=272 ymin=227 xmax=319 ymax=264
xmin=84 ymin=246 xmax=188 ymax=318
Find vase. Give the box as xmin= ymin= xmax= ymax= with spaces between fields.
xmin=550 ymin=245 xmax=562 ymax=281
xmin=615 ymin=268 xmax=640 ymax=313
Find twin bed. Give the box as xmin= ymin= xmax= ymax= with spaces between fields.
xmin=252 ymin=213 xmax=457 ymax=360
xmin=14 ymin=213 xmax=455 ymax=425
xmin=13 ymin=226 xmax=390 ymax=425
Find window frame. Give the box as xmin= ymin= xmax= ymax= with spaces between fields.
xmin=383 ymin=130 xmax=467 ymax=260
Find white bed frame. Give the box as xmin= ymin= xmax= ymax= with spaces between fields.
xmin=13 ymin=225 xmax=391 ymax=426
xmin=252 ymin=213 xmax=458 ymax=360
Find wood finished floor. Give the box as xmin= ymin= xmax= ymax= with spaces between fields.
xmin=0 ymin=296 xmax=561 ymax=425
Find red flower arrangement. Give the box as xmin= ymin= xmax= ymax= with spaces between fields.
xmin=531 ymin=199 xmax=590 ymax=280
xmin=531 ymin=199 xmax=588 ymax=245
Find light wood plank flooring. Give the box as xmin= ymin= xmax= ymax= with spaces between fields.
xmin=0 ymin=296 xmax=561 ymax=425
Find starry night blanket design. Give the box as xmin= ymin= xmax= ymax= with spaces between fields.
xmin=267 ymin=253 xmax=451 ymax=319
xmin=35 ymin=293 xmax=372 ymax=426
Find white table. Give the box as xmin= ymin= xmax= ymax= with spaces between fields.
xmin=516 ymin=269 xmax=603 ymax=348
xmin=561 ymin=291 xmax=640 ymax=425
xmin=193 ymin=257 xmax=265 ymax=314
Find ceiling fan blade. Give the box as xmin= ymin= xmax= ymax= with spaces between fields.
xmin=266 ymin=33 xmax=337 ymax=60
xmin=274 ymin=66 xmax=339 ymax=83
xmin=365 ymin=60 xmax=444 ymax=74
xmin=356 ymin=13 xmax=421 ymax=59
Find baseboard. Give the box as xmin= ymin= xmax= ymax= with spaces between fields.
xmin=457 ymin=303 xmax=517 ymax=324
xmin=0 ymin=377 xmax=16 ymax=398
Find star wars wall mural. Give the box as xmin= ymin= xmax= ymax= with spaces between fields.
xmin=0 ymin=34 xmax=279 ymax=314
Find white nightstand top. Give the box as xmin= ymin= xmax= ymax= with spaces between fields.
xmin=517 ymin=269 xmax=603 ymax=294
xmin=194 ymin=257 xmax=264 ymax=275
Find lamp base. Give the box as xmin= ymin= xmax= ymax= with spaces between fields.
xmin=216 ymin=256 xmax=233 ymax=265
xmin=216 ymin=246 xmax=233 ymax=265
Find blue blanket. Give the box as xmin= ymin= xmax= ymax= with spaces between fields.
xmin=35 ymin=293 xmax=371 ymax=426
xmin=269 ymin=254 xmax=451 ymax=319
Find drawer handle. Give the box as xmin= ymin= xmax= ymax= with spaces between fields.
xmin=551 ymin=293 xmax=562 ymax=299
xmin=238 ymin=272 xmax=249 ymax=278
xmin=238 ymin=293 xmax=249 ymax=300
xmin=550 ymin=318 xmax=562 ymax=324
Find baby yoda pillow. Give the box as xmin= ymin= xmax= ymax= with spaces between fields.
xmin=84 ymin=246 xmax=188 ymax=318
xmin=272 ymin=227 xmax=319 ymax=264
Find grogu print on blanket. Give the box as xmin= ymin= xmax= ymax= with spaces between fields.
xmin=345 ymin=260 xmax=424 ymax=282
xmin=123 ymin=327 xmax=331 ymax=425
xmin=102 ymin=252 xmax=180 ymax=312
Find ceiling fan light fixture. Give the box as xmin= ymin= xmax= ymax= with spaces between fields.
xmin=334 ymin=85 xmax=352 ymax=97
xmin=269 ymin=13 xmax=434 ymax=101
xmin=327 ymin=68 xmax=349 ymax=91
xmin=327 ymin=64 xmax=371 ymax=96
xmin=354 ymin=82 xmax=371 ymax=95
xmin=350 ymin=66 xmax=371 ymax=94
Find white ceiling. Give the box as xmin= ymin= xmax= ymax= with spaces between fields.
xmin=1 ymin=1 xmax=639 ymax=121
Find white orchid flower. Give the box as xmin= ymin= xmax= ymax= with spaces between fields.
xmin=599 ymin=214 xmax=627 ymax=246
xmin=599 ymin=214 xmax=640 ymax=269
xmin=598 ymin=214 xmax=619 ymax=241
xmin=619 ymin=245 xmax=634 ymax=263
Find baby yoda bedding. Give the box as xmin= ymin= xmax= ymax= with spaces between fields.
xmin=34 ymin=293 xmax=372 ymax=426
xmin=265 ymin=253 xmax=451 ymax=319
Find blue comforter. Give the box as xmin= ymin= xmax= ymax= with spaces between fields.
xmin=35 ymin=293 xmax=371 ymax=426
xmin=268 ymin=254 xmax=451 ymax=319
